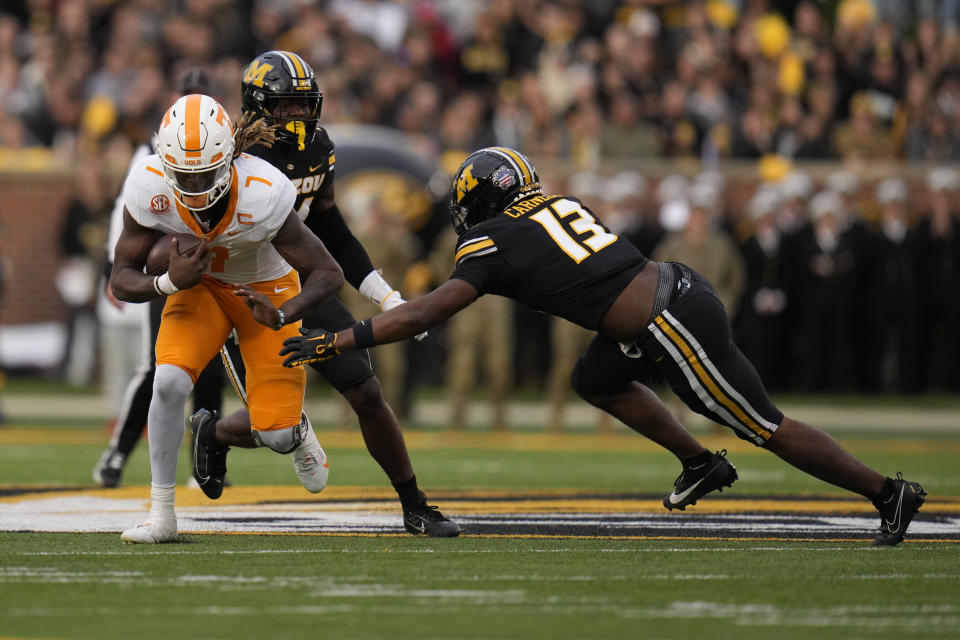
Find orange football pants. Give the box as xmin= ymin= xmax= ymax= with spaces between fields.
xmin=155 ymin=270 xmax=306 ymax=432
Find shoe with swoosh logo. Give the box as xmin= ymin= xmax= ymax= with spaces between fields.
xmin=403 ymin=491 xmax=461 ymax=537
xmin=872 ymin=472 xmax=926 ymax=546
xmin=663 ymin=449 xmax=738 ymax=511
xmin=190 ymin=409 xmax=229 ymax=500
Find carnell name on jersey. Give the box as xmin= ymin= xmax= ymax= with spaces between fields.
xmin=451 ymin=194 xmax=648 ymax=330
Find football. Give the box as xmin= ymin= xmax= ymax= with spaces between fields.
xmin=144 ymin=233 xmax=202 ymax=275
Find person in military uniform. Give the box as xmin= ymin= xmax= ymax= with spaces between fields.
xmin=791 ymin=191 xmax=859 ymax=392
xmin=736 ymin=186 xmax=792 ymax=392
xmin=275 ymin=146 xmax=927 ymax=546
xmin=872 ymin=178 xmax=919 ymax=392
xmin=913 ymin=167 xmax=960 ymax=391
xmin=429 ymin=226 xmax=512 ymax=430
xmin=197 ymin=51 xmax=458 ymax=537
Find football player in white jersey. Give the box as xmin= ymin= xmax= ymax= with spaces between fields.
xmin=111 ymin=94 xmax=344 ymax=543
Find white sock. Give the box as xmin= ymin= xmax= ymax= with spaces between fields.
xmin=148 ymin=364 xmax=194 ymax=486
xmin=149 ymin=483 xmax=176 ymax=522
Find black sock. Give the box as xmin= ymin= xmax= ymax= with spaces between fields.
xmin=393 ymin=475 xmax=421 ymax=509
xmin=875 ymin=477 xmax=897 ymax=505
xmin=200 ymin=418 xmax=225 ymax=450
xmin=681 ymin=449 xmax=713 ymax=470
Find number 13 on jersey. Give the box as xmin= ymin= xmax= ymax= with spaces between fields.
xmin=529 ymin=198 xmax=617 ymax=263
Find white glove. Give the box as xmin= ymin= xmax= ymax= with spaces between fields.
xmin=381 ymin=291 xmax=428 ymax=341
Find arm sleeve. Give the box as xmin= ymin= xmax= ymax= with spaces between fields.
xmin=304 ymin=203 xmax=375 ymax=289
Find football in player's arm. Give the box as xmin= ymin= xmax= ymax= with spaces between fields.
xmin=262 ymin=146 xmax=928 ymax=547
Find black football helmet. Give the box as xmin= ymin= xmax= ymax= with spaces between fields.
xmin=449 ymin=146 xmax=542 ymax=235
xmin=241 ymin=50 xmax=322 ymax=149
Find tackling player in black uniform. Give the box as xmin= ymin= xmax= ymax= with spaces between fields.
xmin=271 ymin=146 xmax=927 ymax=546
xmin=191 ymin=51 xmax=459 ymax=537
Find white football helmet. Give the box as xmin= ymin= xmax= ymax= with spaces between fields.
xmin=156 ymin=94 xmax=235 ymax=211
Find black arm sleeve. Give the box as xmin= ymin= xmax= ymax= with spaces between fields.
xmin=304 ymin=203 xmax=375 ymax=290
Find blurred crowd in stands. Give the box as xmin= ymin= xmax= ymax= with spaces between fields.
xmin=4 ymin=0 xmax=960 ymax=164
xmin=2 ymin=0 xmax=960 ymax=418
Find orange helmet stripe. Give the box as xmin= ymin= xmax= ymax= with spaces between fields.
xmin=184 ymin=94 xmax=202 ymax=155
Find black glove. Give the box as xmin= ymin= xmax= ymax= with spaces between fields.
xmin=280 ymin=327 xmax=340 ymax=367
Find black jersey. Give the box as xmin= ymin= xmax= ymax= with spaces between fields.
xmin=450 ymin=194 xmax=648 ymax=330
xmin=248 ymin=128 xmax=376 ymax=288
xmin=248 ymin=127 xmax=335 ymax=220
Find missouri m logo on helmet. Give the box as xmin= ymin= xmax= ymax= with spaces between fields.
xmin=449 ymin=147 xmax=541 ymax=235
xmin=156 ymin=94 xmax=235 ymax=212
xmin=241 ymin=50 xmax=323 ymax=150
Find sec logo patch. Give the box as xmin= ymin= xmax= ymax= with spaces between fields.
xmin=151 ymin=194 xmax=171 ymax=215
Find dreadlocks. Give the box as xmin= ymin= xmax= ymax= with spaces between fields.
xmin=232 ymin=112 xmax=278 ymax=160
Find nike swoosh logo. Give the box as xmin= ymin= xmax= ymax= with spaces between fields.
xmin=406 ymin=518 xmax=426 ymax=534
xmin=274 ymin=286 xmax=289 ymax=294
xmin=309 ymin=164 xmax=324 ymax=172
xmin=884 ymin=486 xmax=905 ymax=530
xmin=667 ymin=474 xmax=709 ymax=505
xmin=193 ymin=433 xmax=209 ymax=483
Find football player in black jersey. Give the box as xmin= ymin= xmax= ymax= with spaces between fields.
xmin=271 ymin=146 xmax=927 ymax=546
xmin=192 ymin=51 xmax=459 ymax=537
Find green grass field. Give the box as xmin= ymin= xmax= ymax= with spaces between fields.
xmin=2 ymin=534 xmax=958 ymax=640
xmin=1 ymin=386 xmax=959 ymax=639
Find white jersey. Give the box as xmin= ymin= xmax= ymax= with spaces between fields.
xmin=122 ymin=153 xmax=297 ymax=285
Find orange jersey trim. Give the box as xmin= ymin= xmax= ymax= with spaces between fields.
xmin=175 ymin=166 xmax=239 ymax=240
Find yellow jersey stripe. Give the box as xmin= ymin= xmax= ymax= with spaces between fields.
xmin=455 ymin=238 xmax=495 ymax=264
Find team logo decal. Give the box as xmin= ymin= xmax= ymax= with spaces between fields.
xmin=491 ymin=165 xmax=515 ymax=190
xmin=150 ymin=194 xmax=171 ymax=215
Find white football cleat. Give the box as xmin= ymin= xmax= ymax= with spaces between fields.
xmin=120 ymin=516 xmax=177 ymax=544
xmin=291 ymin=427 xmax=329 ymax=493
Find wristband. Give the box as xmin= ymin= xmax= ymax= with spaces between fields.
xmin=154 ymin=272 xmax=180 ymax=296
xmin=352 ymin=319 xmax=376 ymax=349
xmin=274 ymin=308 xmax=286 ymax=331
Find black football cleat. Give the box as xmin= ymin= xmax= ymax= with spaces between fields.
xmin=190 ymin=409 xmax=228 ymax=500
xmin=403 ymin=491 xmax=461 ymax=537
xmin=93 ymin=448 xmax=127 ymax=488
xmin=663 ymin=449 xmax=738 ymax=511
xmin=872 ymin=473 xmax=926 ymax=546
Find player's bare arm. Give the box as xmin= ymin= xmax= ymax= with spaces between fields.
xmin=111 ymin=207 xmax=210 ymax=302
xmin=233 ymin=209 xmax=343 ymax=328
xmin=280 ymin=278 xmax=477 ymax=367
